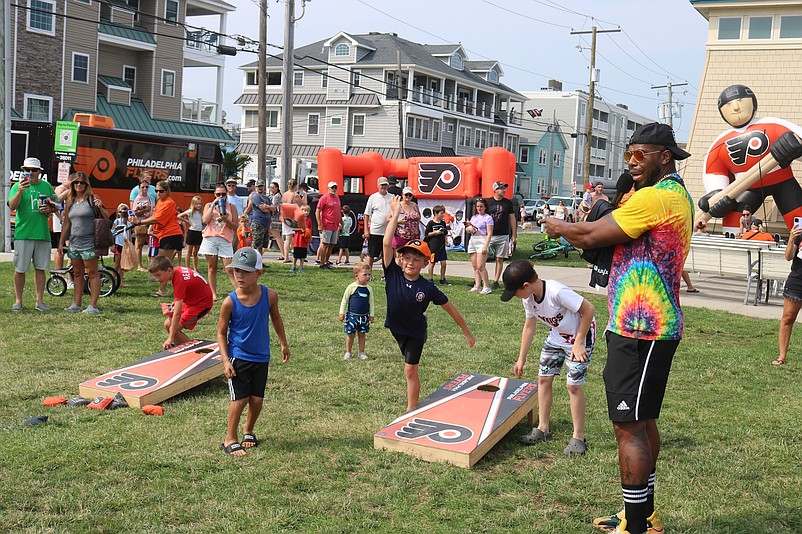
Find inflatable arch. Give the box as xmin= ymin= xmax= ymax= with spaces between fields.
xmin=317 ymin=147 xmax=517 ymax=199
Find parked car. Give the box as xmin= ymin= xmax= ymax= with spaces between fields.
xmin=546 ymin=196 xmax=581 ymax=222
xmin=523 ymin=198 xmax=547 ymax=220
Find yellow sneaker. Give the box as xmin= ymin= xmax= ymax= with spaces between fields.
xmin=610 ymin=517 xmax=632 ymax=534
xmin=593 ymin=510 xmax=663 ymax=533
xmin=593 ymin=509 xmax=624 ymax=530
xmin=646 ymin=511 xmax=664 ymax=533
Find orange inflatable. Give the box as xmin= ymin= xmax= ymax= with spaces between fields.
xmin=317 ymin=147 xmax=516 ymax=199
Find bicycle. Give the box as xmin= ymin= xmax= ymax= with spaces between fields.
xmin=46 ymin=263 xmax=118 ymax=297
xmin=530 ymin=236 xmax=576 ymax=260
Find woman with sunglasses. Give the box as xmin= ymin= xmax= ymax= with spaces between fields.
xmin=133 ymin=180 xmax=184 ymax=297
xmin=465 ymin=198 xmax=494 ymax=294
xmin=131 ymin=179 xmax=154 ymax=272
xmin=199 ymin=183 xmax=238 ymax=301
xmin=391 ymin=187 xmax=421 ymax=250
xmin=58 ymin=172 xmax=108 ymax=314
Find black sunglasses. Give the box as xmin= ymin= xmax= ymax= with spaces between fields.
xmin=215 ymin=193 xmax=226 ymax=197
xmin=73 ymin=181 xmax=87 ymax=185
xmin=155 ymin=189 xmax=166 ymax=193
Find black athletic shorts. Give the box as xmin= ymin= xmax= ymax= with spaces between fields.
xmin=603 ymin=331 xmax=679 ymax=422
xmin=392 ymin=331 xmax=427 ymax=365
xmin=368 ymin=234 xmax=384 ymax=260
xmin=159 ymin=234 xmax=184 ymax=251
xmin=228 ymin=359 xmax=269 ymax=401
xmin=186 ymin=229 xmax=203 ymax=247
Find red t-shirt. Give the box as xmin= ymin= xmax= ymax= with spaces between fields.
xmin=172 ymin=267 xmax=213 ymax=309
xmin=317 ymin=193 xmax=342 ymax=231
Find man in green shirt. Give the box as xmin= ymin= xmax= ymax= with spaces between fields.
xmin=8 ymin=157 xmax=56 ymax=312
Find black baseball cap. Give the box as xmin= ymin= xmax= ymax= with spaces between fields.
xmin=629 ymin=123 xmax=690 ymax=161
xmin=500 ymin=260 xmax=538 ymax=302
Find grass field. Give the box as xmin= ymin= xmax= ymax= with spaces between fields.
xmin=1 ymin=251 xmax=801 ymax=533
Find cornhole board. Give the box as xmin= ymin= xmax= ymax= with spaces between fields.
xmin=374 ymin=373 xmax=538 ymax=468
xmin=79 ymin=339 xmax=222 ymax=408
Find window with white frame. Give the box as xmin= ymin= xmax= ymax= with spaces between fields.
xmin=243 ymin=110 xmax=258 ymax=128
xmin=123 ymin=65 xmax=136 ymax=91
xmin=450 ymin=52 xmax=463 ymax=70
xmin=161 ymin=70 xmax=175 ymax=97
xmin=246 ymin=71 xmax=258 ymax=86
xmin=718 ymin=17 xmax=741 ymax=40
xmin=72 ymin=53 xmax=89 ymax=83
xmin=28 ymin=0 xmax=56 ymax=35
xmin=406 ymin=117 xmax=415 ymax=138
xmin=24 ymin=94 xmax=52 ymax=121
xmin=520 ymin=147 xmax=529 ymax=164
xmin=474 ymin=130 xmax=487 ymax=149
xmin=165 ymin=0 xmax=178 ymax=25
xmin=321 ymin=71 xmax=328 ymax=88
xmin=353 ymin=114 xmax=365 ymax=136
xmin=334 ymin=43 xmax=349 ymax=56
xmin=351 ymin=71 xmax=361 ymax=87
xmin=488 ymin=70 xmax=498 ymax=83
xmin=458 ymin=126 xmax=471 ymax=146
xmin=432 ymin=120 xmax=440 ymax=143
xmin=780 ymin=15 xmax=802 ymax=39
xmin=488 ymin=131 xmax=499 ymax=147
xmin=266 ymin=110 xmax=279 ymax=128
xmin=553 ymin=152 xmax=561 ymax=167
xmin=307 ymin=114 xmax=320 ymax=135
xmin=539 ymin=149 xmax=547 ymax=165
xmin=294 ymin=71 xmax=304 ymax=87
xmin=505 ymin=136 xmax=518 ymax=154
xmin=406 ymin=117 xmax=430 ymax=140
xmin=748 ymin=16 xmax=772 ymax=40
xmin=267 ymin=72 xmax=281 ymax=86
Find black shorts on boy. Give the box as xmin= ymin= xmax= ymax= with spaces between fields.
xmin=228 ymin=359 xmax=269 ymax=401
xmin=603 ymin=331 xmax=679 ymax=422
xmin=392 ymin=332 xmax=427 ymax=365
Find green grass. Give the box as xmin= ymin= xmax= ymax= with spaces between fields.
xmin=0 ymin=259 xmax=801 ymax=532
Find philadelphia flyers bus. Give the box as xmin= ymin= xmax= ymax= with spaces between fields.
xmin=10 ymin=119 xmax=225 ymax=211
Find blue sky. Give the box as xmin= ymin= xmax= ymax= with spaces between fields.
xmin=184 ymin=0 xmax=708 ymax=141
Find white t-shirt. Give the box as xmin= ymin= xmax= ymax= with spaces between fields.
xmin=521 ymin=279 xmax=595 ymax=348
xmin=364 ymin=191 xmax=390 ymax=235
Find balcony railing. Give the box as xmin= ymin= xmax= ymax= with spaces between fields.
xmin=182 ymin=98 xmax=217 ymax=124
xmin=186 ymin=29 xmax=219 ymax=52
xmin=591 ymin=147 xmax=607 ymax=160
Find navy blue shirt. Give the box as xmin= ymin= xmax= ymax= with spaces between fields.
xmin=383 ymin=260 xmax=448 ymax=339
xmin=349 ymin=285 xmax=372 ymax=315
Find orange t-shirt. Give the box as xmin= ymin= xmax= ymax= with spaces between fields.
xmin=151 ymin=197 xmax=183 ymax=238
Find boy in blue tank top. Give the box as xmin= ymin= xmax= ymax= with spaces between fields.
xmin=384 ymin=196 xmax=476 ymax=411
xmin=218 ymin=247 xmax=290 ymax=456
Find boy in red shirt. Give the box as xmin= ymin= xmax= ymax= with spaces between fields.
xmin=149 ymin=256 xmax=214 ymax=349
xmin=291 ymin=205 xmax=313 ymax=272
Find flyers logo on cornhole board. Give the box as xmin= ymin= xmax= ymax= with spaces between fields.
xmin=79 ymin=339 xmax=222 ymax=408
xmin=374 ymin=373 xmax=538 ymax=468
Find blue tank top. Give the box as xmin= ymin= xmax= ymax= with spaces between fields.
xmin=228 ymin=285 xmax=271 ymax=363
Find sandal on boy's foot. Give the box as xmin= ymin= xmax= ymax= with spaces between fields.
xmin=563 ymin=437 xmax=588 ymax=455
xmin=221 ymin=442 xmax=246 ymax=456
xmin=520 ymin=428 xmax=552 ymax=445
xmin=241 ymin=433 xmax=259 ymax=448
xmin=772 ymin=358 xmax=786 ymax=366
xmin=149 ymin=292 xmax=166 ymax=298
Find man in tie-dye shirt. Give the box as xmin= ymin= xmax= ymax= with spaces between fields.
xmin=545 ymin=123 xmax=692 ymax=534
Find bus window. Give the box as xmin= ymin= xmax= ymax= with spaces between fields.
xmin=200 ymin=163 xmax=220 ymax=190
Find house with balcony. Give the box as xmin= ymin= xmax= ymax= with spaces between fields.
xmin=522 ymin=81 xmax=654 ymax=195
xmin=9 ymin=0 xmax=234 ymax=143
xmin=234 ymin=31 xmax=528 ymax=184
xmin=685 ymin=0 xmax=802 ymax=228
xmin=518 ymin=127 xmax=568 ymax=199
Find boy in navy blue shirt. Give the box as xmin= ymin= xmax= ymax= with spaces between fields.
xmin=338 ymin=261 xmax=375 ymax=360
xmin=218 ymin=247 xmax=290 ymax=456
xmin=383 ymin=196 xmax=476 ymax=411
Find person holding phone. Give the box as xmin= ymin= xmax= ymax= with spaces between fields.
xmin=9 ymin=157 xmax=56 ymax=312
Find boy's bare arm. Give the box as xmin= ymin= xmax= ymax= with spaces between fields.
xmin=439 ymin=300 xmax=476 ymax=348
xmin=164 ymin=299 xmax=184 ymax=349
xmin=571 ymin=299 xmax=595 ymax=363
xmin=217 ymin=297 xmax=235 ymax=378
xmin=514 ymin=316 xmax=538 ymax=378
xmin=383 ymin=195 xmax=402 ymax=268
xmin=268 ymin=289 xmax=291 ymax=363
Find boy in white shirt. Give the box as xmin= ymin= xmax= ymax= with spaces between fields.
xmin=500 ymin=260 xmax=596 ymax=455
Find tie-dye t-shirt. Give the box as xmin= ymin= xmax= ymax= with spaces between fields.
xmin=608 ymin=175 xmax=693 ymax=340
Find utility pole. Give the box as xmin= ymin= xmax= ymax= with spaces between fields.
xmin=2 ymin=0 xmax=10 ymax=251
xmin=280 ymin=0 xmax=295 ymax=190
xmin=397 ymin=51 xmax=404 ymax=156
xmin=546 ymin=110 xmax=556 ymax=195
xmin=257 ymin=0 xmax=267 ymax=184
xmin=652 ymin=80 xmax=687 ymax=128
xmin=570 ymin=26 xmax=619 ymax=188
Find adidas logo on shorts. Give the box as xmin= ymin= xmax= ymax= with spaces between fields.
xmin=616 ymin=400 xmax=630 ymax=411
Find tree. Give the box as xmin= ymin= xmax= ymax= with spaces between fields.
xmin=222 ymin=150 xmax=253 ymax=179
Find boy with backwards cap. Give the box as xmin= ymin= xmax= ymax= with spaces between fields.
xmin=384 ymin=195 xmax=476 ymax=411
xmin=500 ymin=259 xmax=596 ymax=455
xmin=217 ymin=247 xmax=290 ymax=456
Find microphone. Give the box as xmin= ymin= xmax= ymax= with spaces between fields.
xmin=612 ymin=172 xmax=634 ymax=207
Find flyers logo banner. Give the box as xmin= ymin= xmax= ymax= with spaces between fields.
xmin=726 ymin=131 xmax=770 ymax=166
xmin=418 ymin=163 xmax=461 ymax=194
xmin=396 ymin=418 xmax=473 ymax=444
xmin=74 ymin=146 xmax=117 ymax=181
xmin=97 ymin=372 xmax=158 ymax=390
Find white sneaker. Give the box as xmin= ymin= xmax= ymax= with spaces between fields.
xmin=469 ymin=286 xmax=481 ymax=293
xmin=480 ymin=286 xmax=492 ymax=295
xmin=82 ymin=305 xmax=101 ymax=314
xmin=358 ymin=352 xmax=368 ymax=360
xmin=343 ymin=352 xmax=352 ymax=360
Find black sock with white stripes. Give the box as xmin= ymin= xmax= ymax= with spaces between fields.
xmin=623 ymin=483 xmax=649 ymax=534
xmin=646 ymin=469 xmax=656 ymax=517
